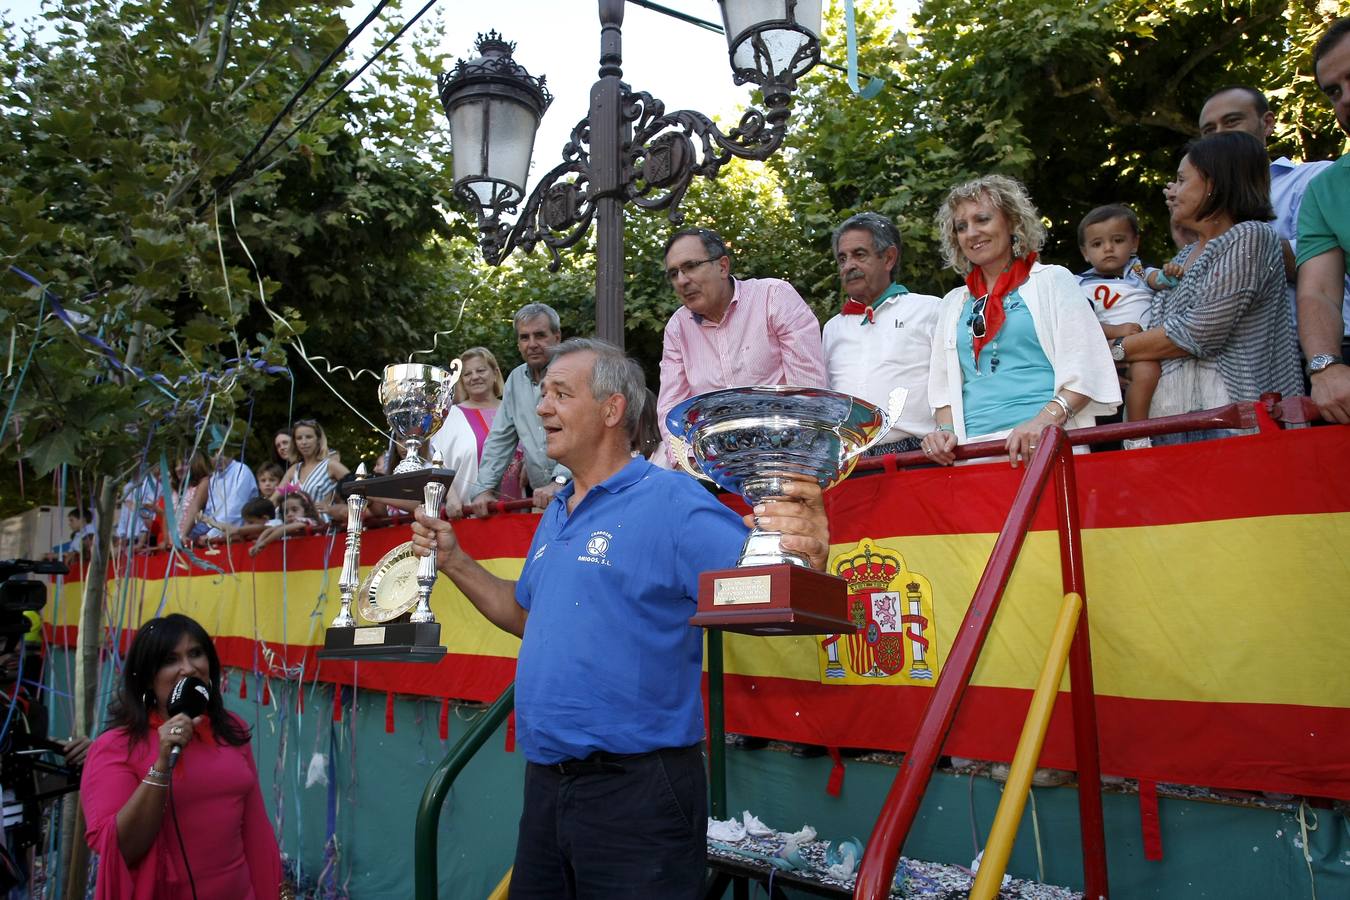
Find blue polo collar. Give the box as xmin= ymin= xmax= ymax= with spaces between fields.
xmin=553 ymin=457 xmax=651 ymax=519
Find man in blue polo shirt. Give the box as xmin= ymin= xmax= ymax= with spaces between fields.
xmin=412 ymin=337 xmax=831 ymax=899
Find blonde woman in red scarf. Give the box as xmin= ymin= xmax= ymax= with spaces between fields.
xmin=921 ymin=175 xmax=1120 ymax=467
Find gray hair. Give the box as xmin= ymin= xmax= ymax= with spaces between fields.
xmin=547 ymin=338 xmax=646 ymax=437
xmin=832 ymin=212 xmax=903 ymax=281
xmin=513 ymin=302 xmax=561 ymax=335
xmin=935 ymin=174 xmax=1047 ymax=275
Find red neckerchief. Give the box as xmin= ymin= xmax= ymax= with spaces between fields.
xmin=840 ymin=297 xmax=876 ymax=323
xmin=964 ymin=252 xmax=1037 ymax=363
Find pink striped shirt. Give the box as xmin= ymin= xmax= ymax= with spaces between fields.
xmin=658 ymin=277 xmax=827 ymax=450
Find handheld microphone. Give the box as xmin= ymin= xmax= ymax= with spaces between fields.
xmin=166 ymin=676 xmax=210 ymax=770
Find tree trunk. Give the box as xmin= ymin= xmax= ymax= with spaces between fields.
xmin=61 ymin=475 xmax=117 ymax=900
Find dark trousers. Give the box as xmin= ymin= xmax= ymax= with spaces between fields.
xmin=509 ymin=744 xmax=707 ymax=900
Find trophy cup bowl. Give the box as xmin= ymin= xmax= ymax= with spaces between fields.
xmin=380 ymin=363 xmax=459 ymax=475
xmin=667 ymin=386 xmax=890 ymax=567
xmin=665 ymin=386 xmax=891 ymax=635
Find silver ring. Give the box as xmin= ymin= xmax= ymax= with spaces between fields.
xmin=169 ymin=726 xmax=184 ymax=735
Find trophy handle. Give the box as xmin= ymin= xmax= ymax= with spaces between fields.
xmin=852 ymin=386 xmax=908 ymax=459
xmin=885 ymin=386 xmax=908 ymax=430
xmin=667 ymin=435 xmax=714 ymax=483
xmin=443 ymin=358 xmax=462 ymax=396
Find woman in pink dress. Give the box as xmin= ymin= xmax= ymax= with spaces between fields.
xmin=80 ymin=614 xmax=281 ymax=899
xmin=430 ymin=347 xmax=524 ymax=516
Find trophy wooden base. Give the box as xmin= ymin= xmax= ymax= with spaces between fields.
xmin=692 ymin=565 xmax=858 ymax=636
xmin=317 ymin=621 xmax=447 ymax=663
xmin=340 ymin=466 xmax=456 ymax=502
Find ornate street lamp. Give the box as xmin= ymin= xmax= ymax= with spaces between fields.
xmin=436 ymin=0 xmax=821 ymax=346
xmin=438 ymin=32 xmax=553 ymax=227
xmin=719 ymin=0 xmax=822 ymax=119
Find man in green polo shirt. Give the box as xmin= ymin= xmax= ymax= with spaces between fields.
xmin=1296 ymin=17 xmax=1350 ymax=423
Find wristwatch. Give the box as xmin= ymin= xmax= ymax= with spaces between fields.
xmin=551 ymin=474 xmax=569 ymax=487
xmin=1110 ymin=336 xmax=1127 ymax=362
xmin=1306 ymin=353 xmax=1344 ymax=377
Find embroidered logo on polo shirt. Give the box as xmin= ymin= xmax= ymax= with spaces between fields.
xmin=578 ymin=530 xmax=613 ymax=566
xmin=532 ymin=543 xmax=547 ymax=561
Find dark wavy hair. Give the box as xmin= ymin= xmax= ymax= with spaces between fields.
xmin=105 ymin=614 xmax=250 ymax=747
xmin=1183 ymin=131 xmax=1275 ymax=225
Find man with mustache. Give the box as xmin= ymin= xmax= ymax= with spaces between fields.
xmin=822 ymin=212 xmax=941 ymax=454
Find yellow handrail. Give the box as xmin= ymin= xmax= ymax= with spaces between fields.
xmin=969 ymin=592 xmax=1084 ymax=900
xmin=486 ymin=867 xmax=512 ymax=900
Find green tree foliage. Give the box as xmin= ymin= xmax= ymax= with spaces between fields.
xmin=0 ymin=0 xmax=464 ymax=506
xmin=775 ymin=0 xmax=1345 ymax=302
xmin=440 ymin=157 xmax=816 ymax=386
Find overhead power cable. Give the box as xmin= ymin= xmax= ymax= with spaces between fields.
xmin=624 ymin=0 xmax=887 ymax=88
xmin=229 ymin=0 xmax=442 ymax=193
xmin=625 ymin=0 xmax=722 ymax=34
xmin=198 ymin=0 xmax=396 ymax=213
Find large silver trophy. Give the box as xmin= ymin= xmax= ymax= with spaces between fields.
xmin=666 ymin=386 xmax=896 ymax=635
xmin=319 ymin=364 xmax=461 ymax=662
xmin=381 ymin=363 xmax=460 ymax=473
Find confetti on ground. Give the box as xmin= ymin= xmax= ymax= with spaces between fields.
xmin=707 ymin=829 xmax=1081 ymax=899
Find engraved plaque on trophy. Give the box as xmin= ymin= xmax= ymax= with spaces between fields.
xmin=666 ymin=386 xmax=894 ymax=636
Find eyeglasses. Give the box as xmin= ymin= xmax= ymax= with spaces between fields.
xmin=664 ymin=256 xmax=722 ymax=283
xmin=968 ymin=294 xmax=990 ymax=339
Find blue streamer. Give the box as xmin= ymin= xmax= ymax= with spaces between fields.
xmin=157 ymin=452 xmax=225 ymax=575
xmin=843 ymin=0 xmax=885 ymax=99
xmin=5 ymin=265 xmax=288 ymax=409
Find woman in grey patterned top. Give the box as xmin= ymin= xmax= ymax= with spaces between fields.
xmin=1110 ymin=131 xmax=1303 ymax=443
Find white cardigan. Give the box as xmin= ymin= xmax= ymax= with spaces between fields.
xmin=928 ymin=262 xmax=1121 ymax=442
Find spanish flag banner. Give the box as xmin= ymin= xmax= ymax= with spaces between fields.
xmin=48 ymin=426 xmax=1350 ymax=799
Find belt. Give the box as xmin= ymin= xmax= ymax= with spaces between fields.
xmin=547 ymin=744 xmax=699 ymax=777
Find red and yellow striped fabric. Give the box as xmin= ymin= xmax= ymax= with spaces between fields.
xmin=48 ymin=426 xmax=1350 ymax=798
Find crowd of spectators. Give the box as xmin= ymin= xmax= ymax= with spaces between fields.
xmin=85 ymin=21 xmax=1350 ymax=559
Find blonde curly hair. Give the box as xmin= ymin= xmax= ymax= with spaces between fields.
xmin=935 ymin=174 xmax=1047 ymax=275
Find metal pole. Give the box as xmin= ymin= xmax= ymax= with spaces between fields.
xmin=970 ymin=592 xmax=1084 ymax=900
xmin=414 ymin=685 xmax=517 ymax=900
xmin=591 ymin=0 xmax=626 ymax=346
xmin=852 ymin=430 xmax=1064 ymax=900
xmin=706 ymin=628 xmax=728 ymax=819
xmin=1054 ymin=447 xmax=1109 ymax=898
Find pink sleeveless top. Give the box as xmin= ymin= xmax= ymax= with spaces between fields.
xmin=462 ymin=407 xmax=525 ymax=500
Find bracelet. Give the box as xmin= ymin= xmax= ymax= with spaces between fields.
xmin=936 ymin=424 xmax=955 ymax=434
xmin=146 ymin=765 xmax=169 ymax=779
xmin=141 ymin=777 xmax=169 ymax=788
xmin=1046 ymin=394 xmax=1072 ymax=420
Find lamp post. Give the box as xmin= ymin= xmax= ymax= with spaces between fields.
xmin=437 ymin=0 xmax=821 ymax=347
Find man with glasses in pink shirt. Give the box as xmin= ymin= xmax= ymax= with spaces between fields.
xmin=656 ymin=228 xmax=827 ymax=464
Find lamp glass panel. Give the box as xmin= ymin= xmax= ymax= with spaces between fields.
xmin=448 ymin=99 xmax=488 ymax=185
xmin=484 ymin=100 xmax=540 ymax=203
xmin=720 ymin=0 xmax=770 ymax=43
xmin=449 ymin=95 xmax=539 ymax=207
xmin=723 ymin=1 xmax=822 ymax=77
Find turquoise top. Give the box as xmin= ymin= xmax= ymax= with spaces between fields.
xmin=957 ymin=289 xmax=1055 ymax=436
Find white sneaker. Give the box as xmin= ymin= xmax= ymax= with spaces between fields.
xmin=1122 ymin=437 xmax=1152 ymax=450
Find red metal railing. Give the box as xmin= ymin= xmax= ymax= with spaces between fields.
xmin=851 ymin=397 xmax=1321 ymax=900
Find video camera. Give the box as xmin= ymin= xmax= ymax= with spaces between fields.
xmin=0 ymin=559 xmax=64 ymax=653
xmin=0 ymin=559 xmax=79 ymax=869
